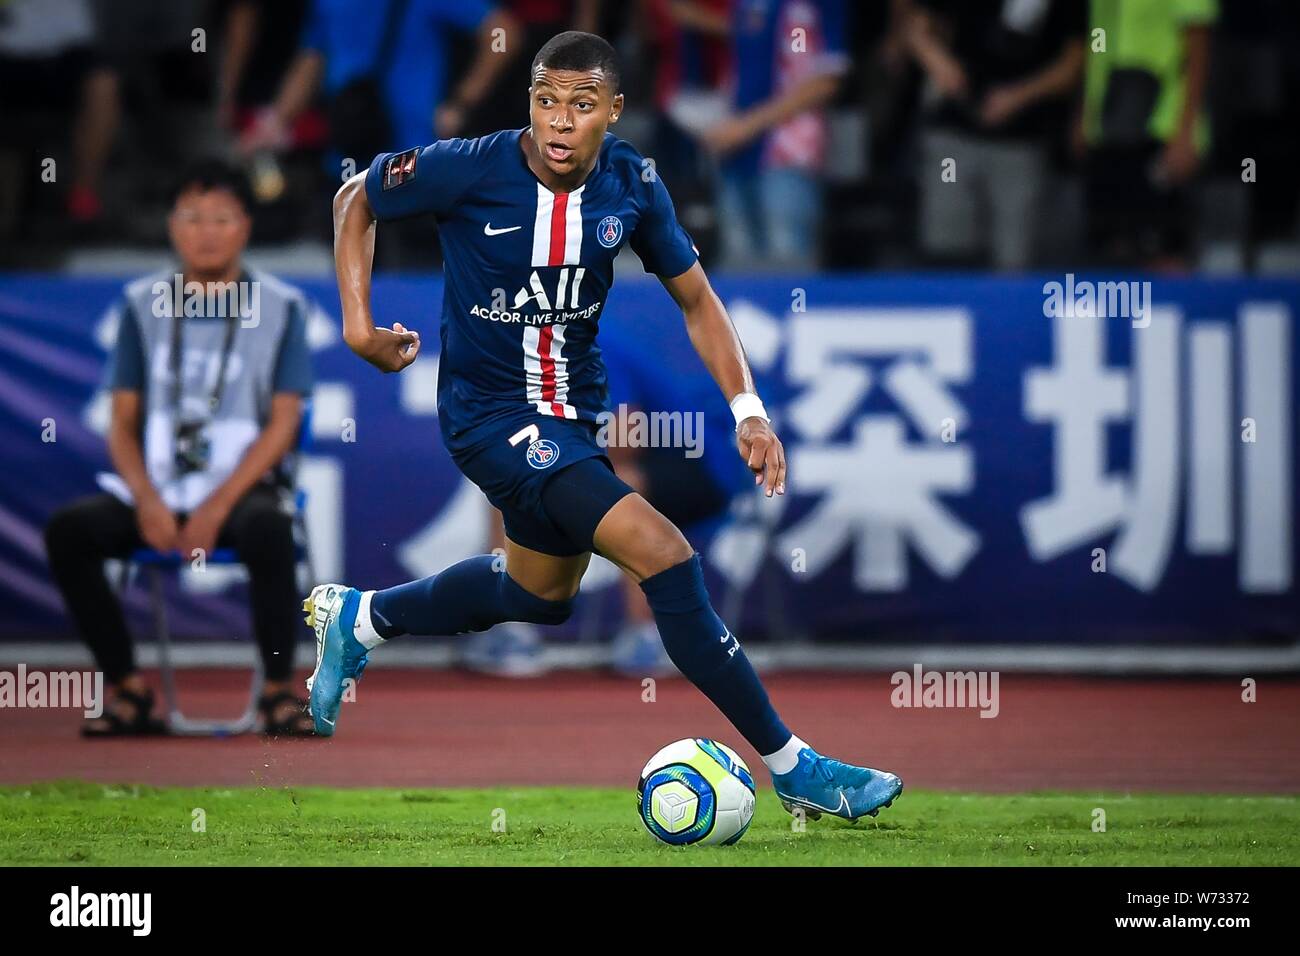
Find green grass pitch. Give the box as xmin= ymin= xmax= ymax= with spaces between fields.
xmin=2 ymin=783 xmax=1297 ymax=866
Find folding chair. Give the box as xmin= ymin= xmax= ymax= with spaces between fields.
xmin=122 ymin=404 xmax=314 ymax=736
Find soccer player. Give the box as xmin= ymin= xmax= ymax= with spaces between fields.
xmin=309 ymin=32 xmax=901 ymax=821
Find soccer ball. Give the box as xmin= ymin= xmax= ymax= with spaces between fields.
xmin=636 ymin=738 xmax=756 ymax=846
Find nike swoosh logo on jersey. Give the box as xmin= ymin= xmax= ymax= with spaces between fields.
xmin=484 ymin=223 xmax=522 ymax=236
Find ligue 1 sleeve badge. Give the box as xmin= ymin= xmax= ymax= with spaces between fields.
xmin=597 ymin=215 xmax=623 ymax=248
xmin=382 ymin=148 xmax=418 ymax=190
xmin=526 ymin=438 xmax=561 ymax=469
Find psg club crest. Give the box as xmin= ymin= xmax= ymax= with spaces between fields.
xmin=597 ymin=215 xmax=623 ymax=249
xmin=526 ymin=438 xmax=561 ymax=470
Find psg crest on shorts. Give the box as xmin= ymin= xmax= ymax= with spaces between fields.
xmin=597 ymin=215 xmax=623 ymax=248
xmin=526 ymin=438 xmax=561 ymax=469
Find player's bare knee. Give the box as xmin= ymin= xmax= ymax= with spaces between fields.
xmin=638 ymin=526 xmax=694 ymax=580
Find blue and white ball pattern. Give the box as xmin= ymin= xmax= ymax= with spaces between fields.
xmin=637 ymin=738 xmax=757 ymax=846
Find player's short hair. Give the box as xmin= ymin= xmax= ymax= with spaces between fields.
xmin=531 ymin=31 xmax=621 ymax=94
xmin=167 ymin=159 xmax=254 ymax=215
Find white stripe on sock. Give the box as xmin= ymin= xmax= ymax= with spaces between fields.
xmin=353 ymin=590 xmax=386 ymax=650
xmin=762 ymin=735 xmax=808 ymax=776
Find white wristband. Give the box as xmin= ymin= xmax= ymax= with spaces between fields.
xmin=730 ymin=392 xmax=769 ymax=428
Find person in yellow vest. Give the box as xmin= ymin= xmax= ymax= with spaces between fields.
xmin=1079 ymin=0 xmax=1217 ymax=269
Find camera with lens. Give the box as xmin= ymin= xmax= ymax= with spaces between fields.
xmin=174 ymin=416 xmax=213 ymax=476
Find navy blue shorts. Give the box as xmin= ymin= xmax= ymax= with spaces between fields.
xmin=445 ymin=411 xmax=633 ymax=557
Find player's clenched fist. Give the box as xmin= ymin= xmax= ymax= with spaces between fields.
xmin=736 ymin=417 xmax=786 ymax=498
xmin=346 ymin=321 xmax=421 ymax=373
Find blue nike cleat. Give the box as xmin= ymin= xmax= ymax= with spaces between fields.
xmin=303 ymin=584 xmax=369 ymax=737
xmin=772 ymin=747 xmax=903 ymax=822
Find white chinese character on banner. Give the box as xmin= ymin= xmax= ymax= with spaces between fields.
xmin=772 ymin=309 xmax=979 ymax=591
xmin=1021 ymin=304 xmax=1292 ymax=592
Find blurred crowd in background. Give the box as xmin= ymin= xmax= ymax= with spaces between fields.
xmin=3 ymin=0 xmax=1299 ymax=275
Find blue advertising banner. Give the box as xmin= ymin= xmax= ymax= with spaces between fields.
xmin=0 ymin=273 xmax=1296 ymax=645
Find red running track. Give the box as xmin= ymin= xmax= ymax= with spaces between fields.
xmin=1 ymin=670 xmax=1297 ymax=792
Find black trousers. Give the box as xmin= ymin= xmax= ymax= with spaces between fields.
xmin=44 ymin=486 xmax=300 ymax=683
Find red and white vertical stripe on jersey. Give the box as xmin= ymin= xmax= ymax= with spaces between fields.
xmin=531 ymin=182 xmax=584 ymax=267
xmin=525 ymin=182 xmax=584 ymax=418
xmin=523 ymin=322 xmax=576 ymax=419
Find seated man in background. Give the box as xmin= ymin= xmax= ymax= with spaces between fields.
xmin=43 ymin=160 xmax=316 ymax=737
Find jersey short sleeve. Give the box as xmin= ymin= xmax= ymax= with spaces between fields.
xmin=106 ymin=298 xmax=146 ymax=391
xmin=273 ymin=298 xmax=315 ymax=396
xmin=629 ymin=173 xmax=699 ymax=280
xmin=365 ymin=137 xmax=484 ymax=220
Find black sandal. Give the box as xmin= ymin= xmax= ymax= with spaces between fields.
xmin=259 ymin=691 xmax=316 ymax=737
xmin=81 ymin=687 xmax=169 ymax=738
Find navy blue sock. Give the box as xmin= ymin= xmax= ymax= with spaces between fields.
xmin=369 ymin=555 xmax=573 ymax=638
xmin=639 ymin=553 xmax=792 ymax=756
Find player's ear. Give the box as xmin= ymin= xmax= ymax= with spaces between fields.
xmin=608 ymin=92 xmax=624 ymax=124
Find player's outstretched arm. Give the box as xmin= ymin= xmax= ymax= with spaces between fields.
xmin=333 ymin=172 xmax=421 ymax=373
xmin=659 ymin=262 xmax=786 ymax=497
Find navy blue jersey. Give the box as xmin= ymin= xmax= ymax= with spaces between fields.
xmin=365 ymin=129 xmax=699 ymax=439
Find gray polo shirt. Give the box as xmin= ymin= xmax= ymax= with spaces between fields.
xmin=102 ymin=267 xmax=314 ymax=512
